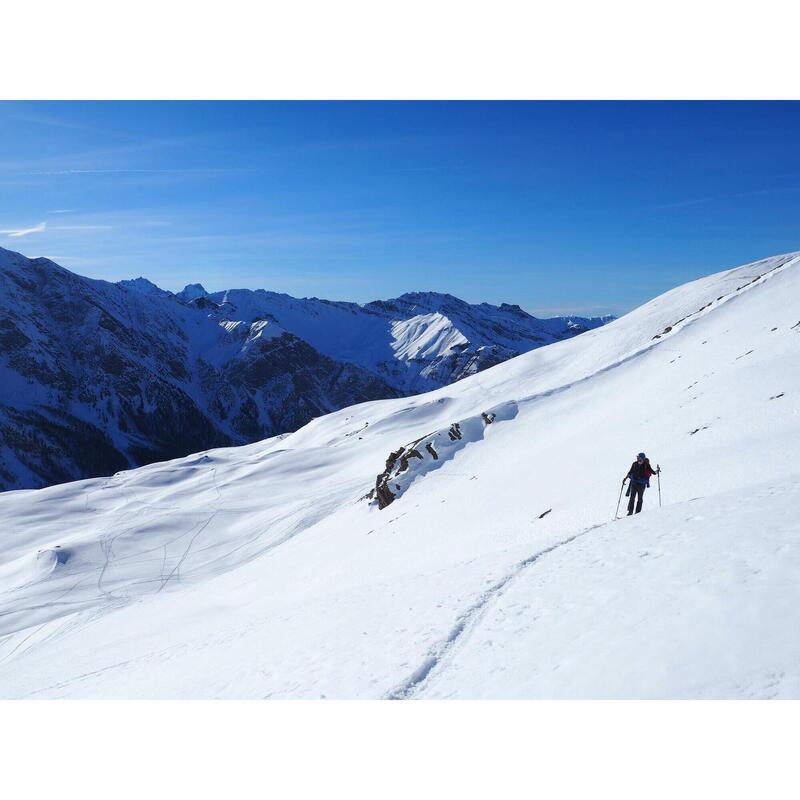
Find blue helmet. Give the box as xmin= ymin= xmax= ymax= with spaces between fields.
xmin=637 ymin=452 xmax=646 ymax=459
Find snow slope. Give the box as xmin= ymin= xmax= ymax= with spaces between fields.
xmin=0 ymin=251 xmax=798 ymax=698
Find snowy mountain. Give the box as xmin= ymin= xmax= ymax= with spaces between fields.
xmin=0 ymin=248 xmax=399 ymax=491
xmin=175 ymin=282 xmax=209 ymax=303
xmin=0 ymin=246 xmax=609 ymax=491
xmin=0 ymin=250 xmax=798 ymax=698
xmin=179 ymin=285 xmax=611 ymax=393
xmin=117 ymin=276 xmax=173 ymax=299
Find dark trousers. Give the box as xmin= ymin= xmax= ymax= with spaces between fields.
xmin=627 ymin=481 xmax=645 ymax=514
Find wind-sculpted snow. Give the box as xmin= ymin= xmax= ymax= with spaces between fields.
xmin=369 ymin=401 xmax=518 ymax=509
xmin=0 ymin=250 xmax=799 ymax=698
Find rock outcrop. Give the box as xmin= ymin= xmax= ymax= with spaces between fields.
xmin=369 ymin=402 xmax=517 ymax=509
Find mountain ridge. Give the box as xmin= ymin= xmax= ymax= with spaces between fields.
xmin=0 ymin=247 xmax=610 ymax=491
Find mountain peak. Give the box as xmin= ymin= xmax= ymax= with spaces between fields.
xmin=177 ymin=283 xmax=209 ymax=302
xmin=118 ymin=277 xmax=172 ymax=298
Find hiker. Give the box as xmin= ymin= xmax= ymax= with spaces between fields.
xmin=624 ymin=452 xmax=660 ymax=515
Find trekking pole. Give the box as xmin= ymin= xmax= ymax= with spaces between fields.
xmin=657 ymin=465 xmax=662 ymax=507
xmin=614 ymin=479 xmax=626 ymax=520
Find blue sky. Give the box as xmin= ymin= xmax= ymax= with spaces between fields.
xmin=1 ymin=101 xmax=799 ymax=316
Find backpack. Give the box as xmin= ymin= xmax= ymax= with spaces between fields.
xmin=629 ymin=460 xmax=653 ymax=486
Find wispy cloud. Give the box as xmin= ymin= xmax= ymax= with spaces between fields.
xmin=399 ymin=165 xmax=465 ymax=173
xmin=48 ymin=209 xmax=74 ymax=214
xmin=652 ymin=185 xmax=800 ymax=210
xmin=0 ymin=221 xmax=46 ymax=238
xmin=53 ymin=224 xmax=113 ymax=231
xmin=0 ymin=107 xmax=98 ymax=133
xmin=22 ymin=167 xmax=254 ymax=177
xmin=26 ymin=168 xmax=206 ymax=176
xmin=0 ymin=129 xmax=226 ymax=175
xmin=653 ymin=197 xmax=715 ymax=210
xmin=0 ymin=221 xmax=113 ymax=238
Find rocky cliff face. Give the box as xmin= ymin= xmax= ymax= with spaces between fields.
xmin=0 ymin=247 xmax=611 ymax=491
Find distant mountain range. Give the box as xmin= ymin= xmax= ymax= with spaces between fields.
xmin=0 ymin=247 xmax=612 ymax=490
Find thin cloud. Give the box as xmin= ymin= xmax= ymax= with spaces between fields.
xmin=52 ymin=224 xmax=113 ymax=231
xmin=23 ymin=167 xmax=250 ymax=176
xmin=653 ymin=185 xmax=800 ymax=210
xmin=399 ymin=165 xmax=465 ymax=173
xmin=1 ymin=107 xmax=99 ymax=133
xmin=0 ymin=222 xmax=46 ymax=238
xmin=653 ymin=197 xmax=716 ymax=210
xmin=0 ymin=135 xmax=205 ymax=175
xmin=28 ymin=168 xmax=190 ymax=175
xmin=0 ymin=221 xmax=112 ymax=238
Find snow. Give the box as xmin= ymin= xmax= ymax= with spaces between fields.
xmin=118 ymin=277 xmax=173 ymax=299
xmin=108 ymin=268 xmax=613 ymax=402
xmin=389 ymin=312 xmax=469 ymax=360
xmin=411 ymin=478 xmax=800 ymax=699
xmin=192 ymin=287 xmax=610 ymax=391
xmin=0 ymin=250 xmax=798 ymax=698
xmin=175 ymin=282 xmax=209 ymax=302
xmin=240 ymin=318 xmax=285 ymax=351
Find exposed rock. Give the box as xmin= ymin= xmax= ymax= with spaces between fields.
xmin=370 ymin=403 xmax=518 ymax=510
xmin=375 ymin=448 xmax=405 ymax=509
xmin=398 ymin=447 xmax=423 ymax=473
xmin=448 ymin=423 xmax=463 ymax=441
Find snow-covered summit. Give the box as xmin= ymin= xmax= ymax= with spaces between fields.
xmin=118 ymin=276 xmax=173 ymax=298
xmin=116 ymin=274 xmax=612 ymax=394
xmin=389 ymin=312 xmax=469 ymax=361
xmin=1 ymin=250 xmax=798 ymax=698
xmin=176 ymin=282 xmax=209 ymax=302
xmin=194 ymin=285 xmax=611 ymax=392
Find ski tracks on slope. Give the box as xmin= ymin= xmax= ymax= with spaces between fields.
xmin=385 ymin=523 xmax=603 ymax=699
xmin=384 ymin=259 xmax=800 ymax=698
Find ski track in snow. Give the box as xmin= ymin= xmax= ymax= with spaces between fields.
xmin=156 ymin=510 xmax=221 ymax=592
xmin=0 ymin=462 xmax=231 ymax=643
xmin=385 ymin=524 xmax=602 ymax=699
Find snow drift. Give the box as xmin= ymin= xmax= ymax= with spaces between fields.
xmin=0 ymin=251 xmax=799 ymax=698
